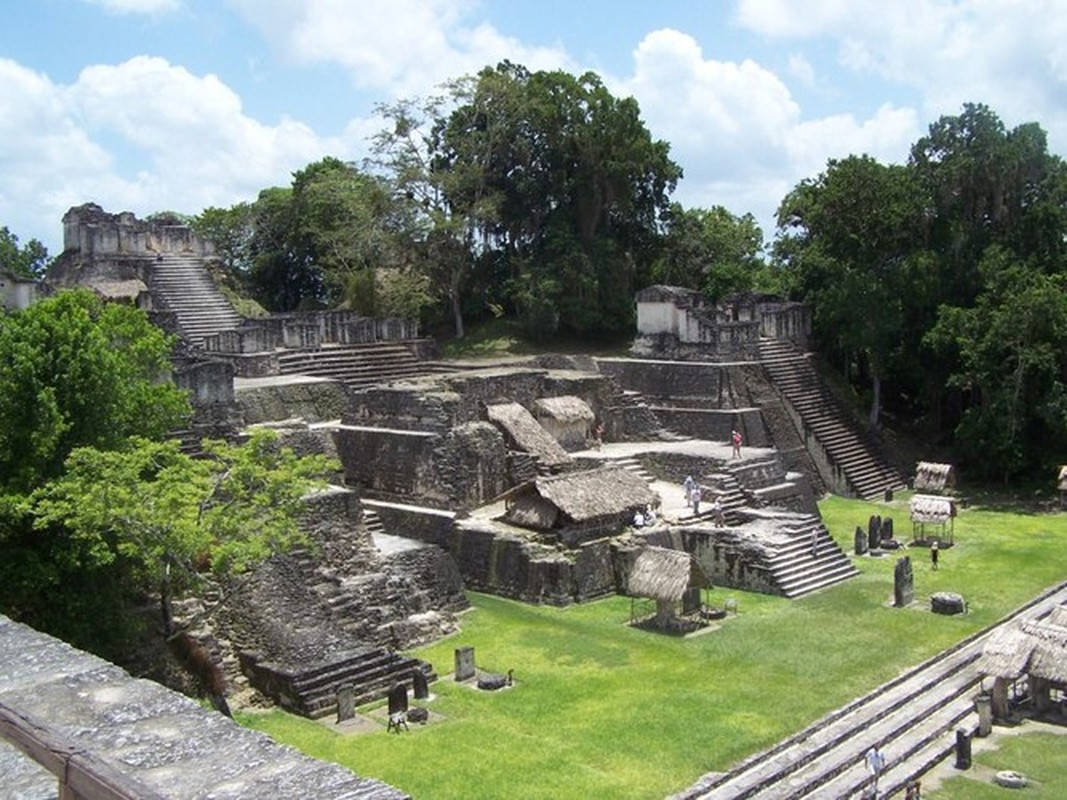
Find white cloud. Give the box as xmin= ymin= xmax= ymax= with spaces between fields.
xmin=226 ymin=0 xmax=572 ymax=98
xmin=618 ymin=29 xmax=920 ymax=236
xmin=736 ymin=0 xmax=1067 ymax=152
xmin=0 ymin=56 xmax=348 ymax=253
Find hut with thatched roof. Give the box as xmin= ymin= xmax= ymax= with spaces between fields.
xmin=914 ymin=461 xmax=957 ymax=493
xmin=626 ymin=546 xmax=710 ymax=631
xmin=909 ymin=493 xmax=957 ymax=544
xmin=533 ymin=395 xmax=596 ymax=450
xmin=501 ymin=465 xmax=657 ymax=546
xmin=485 ymin=401 xmax=573 ymax=470
xmin=977 ymin=608 xmax=1067 ymax=719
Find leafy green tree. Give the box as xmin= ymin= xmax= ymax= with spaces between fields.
xmin=0 ymin=225 xmax=49 ymax=279
xmin=30 ymin=431 xmax=338 ymax=711
xmin=0 ymin=289 xmax=191 ymax=494
xmin=924 ymin=247 xmax=1067 ymax=481
xmin=245 ymin=186 xmax=325 ymax=311
xmin=655 ymin=203 xmax=765 ymax=300
xmin=776 ymin=156 xmax=927 ymax=426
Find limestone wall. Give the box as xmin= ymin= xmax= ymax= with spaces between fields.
xmin=236 ymin=377 xmax=349 ymax=424
xmin=0 ymin=614 xmax=408 ymax=799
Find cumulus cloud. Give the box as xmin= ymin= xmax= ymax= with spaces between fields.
xmin=226 ymin=0 xmax=572 ymax=98
xmin=618 ymin=29 xmax=920 ymax=234
xmin=736 ymin=0 xmax=1067 ymax=150
xmin=0 ymin=56 xmax=347 ymax=252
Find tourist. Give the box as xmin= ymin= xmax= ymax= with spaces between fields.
xmin=593 ymin=422 xmax=604 ymax=450
xmin=644 ymin=504 xmax=656 ymax=525
xmin=864 ymin=745 xmax=885 ymax=796
xmin=713 ymin=496 xmax=725 ymax=525
xmin=931 ymin=541 xmax=939 ymax=570
xmin=683 ymin=474 xmax=695 ymax=500
xmin=632 ymin=510 xmax=646 ymax=528
xmin=731 ymin=429 xmax=743 ymax=458
xmin=691 ymin=485 xmax=702 ymax=515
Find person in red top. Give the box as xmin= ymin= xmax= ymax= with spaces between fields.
xmin=731 ymin=429 xmax=743 ymax=459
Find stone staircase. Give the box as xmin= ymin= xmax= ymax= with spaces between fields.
xmin=148 ymin=254 xmax=242 ymax=346
xmin=241 ymin=647 xmax=437 ymax=720
xmin=610 ymin=456 xmax=656 ymax=485
xmin=676 ymin=582 xmax=1067 ymax=800
xmin=766 ymin=515 xmax=859 ymax=598
xmin=277 ymin=343 xmax=423 ymax=388
xmin=759 ymin=339 xmax=905 ymax=500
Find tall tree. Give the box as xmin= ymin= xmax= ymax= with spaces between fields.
xmin=776 ymin=156 xmax=926 ymax=426
xmin=655 ymin=203 xmax=765 ymax=299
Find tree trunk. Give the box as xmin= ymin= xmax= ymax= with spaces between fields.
xmin=869 ymin=371 xmax=882 ymax=429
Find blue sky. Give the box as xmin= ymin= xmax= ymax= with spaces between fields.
xmin=3 ymin=0 xmax=1066 ymax=256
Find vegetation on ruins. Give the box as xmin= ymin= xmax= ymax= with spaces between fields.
xmin=242 ymin=493 xmax=1067 ymax=800
xmin=776 ymin=103 xmax=1067 ymax=481
xmin=0 ymin=292 xmax=337 ymax=678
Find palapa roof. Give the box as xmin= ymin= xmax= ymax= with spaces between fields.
xmin=533 ymin=395 xmax=595 ymax=424
xmin=914 ymin=461 xmax=956 ymax=492
xmin=909 ymin=493 xmax=956 ymax=524
xmin=87 ymin=278 xmax=148 ymax=301
xmin=503 ymin=465 xmax=657 ymax=529
xmin=485 ymin=401 xmax=572 ymax=467
xmin=978 ymin=614 xmax=1067 ymax=683
xmin=627 ymin=546 xmax=708 ymax=602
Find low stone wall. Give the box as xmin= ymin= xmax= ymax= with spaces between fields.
xmin=643 ymin=526 xmax=780 ymax=595
xmin=236 ymin=377 xmax=349 ymax=424
xmin=0 ymin=615 xmax=407 ymax=799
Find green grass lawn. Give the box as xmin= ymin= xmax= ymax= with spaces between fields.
xmin=925 ymin=729 xmax=1067 ymax=798
xmin=239 ymin=494 xmax=1067 ymax=800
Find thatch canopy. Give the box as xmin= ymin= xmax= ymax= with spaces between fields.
xmin=914 ymin=462 xmax=956 ymax=492
xmin=627 ymin=546 xmax=708 ymax=602
xmin=87 ymin=278 xmax=148 ymax=301
xmin=978 ymin=616 xmax=1067 ymax=684
xmin=485 ymin=401 xmax=572 ymax=467
xmin=533 ymin=396 xmax=595 ymax=425
xmin=909 ymin=494 xmax=956 ymax=524
xmin=502 ymin=465 xmax=657 ymax=530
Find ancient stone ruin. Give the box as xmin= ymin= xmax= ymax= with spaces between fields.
xmin=38 ymin=205 xmax=908 ymax=719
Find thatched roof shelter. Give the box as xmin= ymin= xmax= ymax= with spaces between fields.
xmin=909 ymin=493 xmax=957 ymax=543
xmin=909 ymin=494 xmax=956 ymax=523
xmin=914 ymin=461 xmax=956 ymax=492
xmin=87 ymin=278 xmax=148 ymax=302
xmin=485 ymin=401 xmax=572 ymax=468
xmin=533 ymin=396 xmax=595 ymax=425
xmin=978 ymin=616 xmax=1067 ymax=684
xmin=627 ymin=546 xmax=709 ymax=602
xmin=501 ymin=465 xmax=657 ymax=534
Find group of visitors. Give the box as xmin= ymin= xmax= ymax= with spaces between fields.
xmin=632 ymin=504 xmax=657 ymax=528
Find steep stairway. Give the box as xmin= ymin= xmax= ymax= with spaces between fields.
xmin=759 ymin=339 xmax=905 ymax=500
xmin=277 ymin=342 xmax=423 ymax=388
xmin=148 ymin=254 xmax=242 ymax=346
xmin=765 ymin=515 xmax=859 ymax=598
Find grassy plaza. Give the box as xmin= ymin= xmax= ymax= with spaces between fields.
xmin=240 ymin=493 xmax=1067 ymax=799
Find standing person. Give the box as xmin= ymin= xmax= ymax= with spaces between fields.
xmin=731 ymin=429 xmax=743 ymax=459
xmin=810 ymin=527 xmax=819 ymax=557
xmin=931 ymin=541 xmax=939 ymax=570
xmin=865 ymin=745 xmax=885 ymax=797
xmin=683 ymin=474 xmax=695 ymax=502
xmin=691 ymin=485 xmax=702 ymax=515
xmin=712 ymin=495 xmax=725 ymax=526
